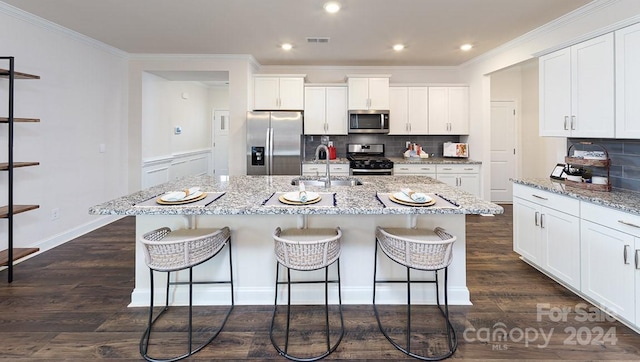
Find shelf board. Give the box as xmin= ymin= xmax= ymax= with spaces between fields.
xmin=0 ymin=162 xmax=40 ymax=170
xmin=0 ymin=69 xmax=40 ymax=79
xmin=0 ymin=117 xmax=40 ymax=123
xmin=0 ymin=205 xmax=39 ymax=218
xmin=0 ymin=248 xmax=39 ymax=266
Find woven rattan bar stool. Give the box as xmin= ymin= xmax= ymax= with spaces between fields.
xmin=270 ymin=227 xmax=344 ymax=362
xmin=373 ymin=226 xmax=458 ymax=361
xmin=139 ymin=227 xmax=234 ymax=362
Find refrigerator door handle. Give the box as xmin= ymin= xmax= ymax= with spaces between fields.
xmin=269 ymin=127 xmax=274 ymax=174
xmin=265 ymin=127 xmax=271 ymax=175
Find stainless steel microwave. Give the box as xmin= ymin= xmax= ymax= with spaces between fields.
xmin=348 ymin=110 xmax=389 ymax=134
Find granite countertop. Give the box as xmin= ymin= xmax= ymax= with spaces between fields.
xmin=302 ymin=158 xmax=350 ymax=164
xmin=512 ymin=178 xmax=640 ymax=216
xmin=389 ymin=157 xmax=482 ymax=165
xmin=90 ymin=175 xmax=503 ymax=216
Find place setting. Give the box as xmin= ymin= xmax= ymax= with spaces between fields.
xmin=135 ymin=187 xmax=226 ymax=207
xmin=377 ymin=188 xmax=459 ymax=209
xmin=262 ymin=181 xmax=336 ymax=207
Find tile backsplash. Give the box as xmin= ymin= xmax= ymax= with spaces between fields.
xmin=568 ymin=138 xmax=640 ymax=192
xmin=304 ymin=134 xmax=461 ymax=160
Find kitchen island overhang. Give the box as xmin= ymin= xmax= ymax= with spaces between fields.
xmin=90 ymin=175 xmax=503 ymax=307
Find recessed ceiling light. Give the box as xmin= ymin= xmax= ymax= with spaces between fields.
xmin=324 ymin=2 xmax=341 ymax=13
xmin=460 ymin=44 xmax=473 ymax=51
xmin=281 ymin=43 xmax=293 ymax=51
xmin=393 ymin=44 xmax=405 ymax=51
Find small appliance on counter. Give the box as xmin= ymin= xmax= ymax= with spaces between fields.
xmin=443 ymin=142 xmax=469 ymax=158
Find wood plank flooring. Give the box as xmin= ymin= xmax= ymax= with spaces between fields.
xmin=1 ymin=205 xmax=639 ymax=361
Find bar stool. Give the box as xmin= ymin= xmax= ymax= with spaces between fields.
xmin=373 ymin=226 xmax=457 ymax=361
xmin=139 ymin=227 xmax=234 ymax=362
xmin=270 ymin=227 xmax=344 ymax=362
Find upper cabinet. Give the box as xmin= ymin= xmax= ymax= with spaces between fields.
xmin=304 ymin=86 xmax=348 ymax=135
xmin=347 ymin=75 xmax=390 ymax=110
xmin=253 ymin=75 xmax=305 ymax=110
xmin=615 ymin=22 xmax=640 ymax=139
xmin=388 ymin=87 xmax=428 ymax=135
xmin=428 ymin=86 xmax=469 ymax=135
xmin=539 ymin=33 xmax=614 ymax=137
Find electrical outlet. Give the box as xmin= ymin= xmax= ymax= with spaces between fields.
xmin=51 ymin=208 xmax=60 ymax=220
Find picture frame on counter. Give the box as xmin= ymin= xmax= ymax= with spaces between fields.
xmin=550 ymin=163 xmax=566 ymax=180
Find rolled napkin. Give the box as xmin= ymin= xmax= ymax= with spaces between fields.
xmin=163 ymin=187 xmax=200 ymax=201
xmin=298 ymin=182 xmax=308 ymax=202
xmin=401 ymin=188 xmax=428 ymax=202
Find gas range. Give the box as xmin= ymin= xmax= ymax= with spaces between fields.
xmin=346 ymin=144 xmax=394 ymax=175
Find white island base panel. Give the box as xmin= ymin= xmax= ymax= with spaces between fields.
xmin=131 ymin=213 xmax=469 ymax=307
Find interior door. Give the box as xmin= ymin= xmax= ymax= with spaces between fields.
xmin=490 ymin=101 xmax=516 ymax=202
xmin=213 ymin=110 xmax=229 ymax=176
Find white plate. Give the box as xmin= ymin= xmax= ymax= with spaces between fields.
xmin=393 ymin=192 xmax=432 ymax=204
xmin=160 ymin=190 xmax=204 ymax=202
xmin=283 ymin=191 xmax=320 ymax=203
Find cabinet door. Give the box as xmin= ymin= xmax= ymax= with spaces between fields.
xmin=539 ymin=48 xmax=572 ymax=137
xmin=348 ymin=78 xmax=370 ymax=110
xmin=447 ymin=87 xmax=469 ymax=134
xmin=304 ymin=87 xmax=327 ymax=134
xmin=458 ymin=174 xmax=480 ymax=197
xmin=278 ymin=77 xmax=304 ymax=110
xmin=571 ymin=33 xmax=614 ymax=138
xmin=428 ymin=87 xmax=448 ymax=134
xmin=580 ymin=220 xmax=635 ymax=322
xmin=435 ymin=174 xmax=457 ymax=188
xmin=254 ymin=77 xmax=280 ymax=110
xmin=368 ymin=78 xmax=390 ymax=109
xmin=616 ymin=22 xmax=640 ymax=138
xmin=325 ymin=87 xmax=348 ymax=135
xmin=388 ymin=87 xmax=408 ymax=134
xmin=540 ymin=208 xmax=580 ymax=290
xmin=513 ymin=197 xmax=542 ymax=265
xmin=407 ymin=87 xmax=429 ymax=134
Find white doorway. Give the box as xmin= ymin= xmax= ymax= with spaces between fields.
xmin=212 ymin=110 xmax=230 ymax=176
xmin=490 ymin=101 xmax=517 ymax=202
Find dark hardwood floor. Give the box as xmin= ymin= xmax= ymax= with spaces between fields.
xmin=1 ymin=205 xmax=639 ymax=361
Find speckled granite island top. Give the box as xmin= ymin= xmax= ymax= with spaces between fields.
xmin=513 ymin=178 xmax=640 ymax=216
xmin=389 ymin=157 xmax=482 ymax=165
xmin=90 ymin=175 xmax=502 ymax=216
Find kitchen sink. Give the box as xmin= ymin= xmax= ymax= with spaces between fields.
xmin=291 ymin=178 xmax=363 ymax=187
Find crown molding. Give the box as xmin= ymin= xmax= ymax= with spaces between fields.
xmin=260 ymin=64 xmax=458 ymax=72
xmin=0 ymin=1 xmax=128 ymax=58
xmin=129 ymin=53 xmax=260 ymax=68
xmin=460 ymin=0 xmax=629 ymax=68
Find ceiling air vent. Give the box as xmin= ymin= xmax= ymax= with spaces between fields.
xmin=306 ymin=37 xmax=330 ymax=44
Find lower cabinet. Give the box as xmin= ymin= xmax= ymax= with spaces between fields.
xmin=392 ymin=164 xmax=436 ymax=176
xmin=512 ymin=184 xmax=581 ymax=290
xmin=436 ymin=164 xmax=480 ymax=197
xmin=302 ymin=163 xmax=349 ymax=176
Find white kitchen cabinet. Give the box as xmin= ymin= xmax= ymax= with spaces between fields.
xmin=436 ymin=164 xmax=479 ymax=197
xmin=539 ymin=33 xmax=614 ymax=137
xmin=304 ymin=86 xmax=347 ymax=135
xmin=254 ymin=75 xmax=304 ymax=110
xmin=302 ymin=163 xmax=349 ymax=177
xmin=393 ymin=164 xmax=436 ymax=176
xmin=512 ymin=184 xmax=581 ymax=290
xmin=388 ymin=87 xmax=428 ymax=135
xmin=428 ymin=87 xmax=469 ymax=135
xmin=347 ymin=76 xmax=389 ymax=110
xmin=615 ymin=22 xmax=640 ymax=138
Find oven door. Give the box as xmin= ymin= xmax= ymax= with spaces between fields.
xmin=350 ymin=168 xmax=393 ymax=176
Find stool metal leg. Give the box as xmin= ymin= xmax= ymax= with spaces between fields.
xmin=270 ymin=260 xmax=344 ymax=362
xmin=373 ymin=239 xmax=458 ymax=361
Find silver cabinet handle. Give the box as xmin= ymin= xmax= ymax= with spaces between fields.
xmin=540 ymin=214 xmax=545 ymax=228
xmin=571 ymin=115 xmax=576 ymax=130
xmin=442 ymin=167 xmax=452 ymax=171
xmin=535 ymin=211 xmax=540 ymax=226
xmin=618 ymin=220 xmax=640 ymax=229
xmin=464 ymin=168 xmax=474 ymax=171
xmin=624 ymin=245 xmax=630 ymax=264
xmin=532 ymin=194 xmax=548 ymax=201
xmin=564 ymin=116 xmax=569 ymax=130
xmin=636 ymin=249 xmax=639 ymax=269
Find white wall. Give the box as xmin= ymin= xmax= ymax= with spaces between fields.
xmin=0 ymin=4 xmax=129 ymax=253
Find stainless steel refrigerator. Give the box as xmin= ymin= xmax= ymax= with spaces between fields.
xmin=246 ymin=111 xmax=303 ymax=175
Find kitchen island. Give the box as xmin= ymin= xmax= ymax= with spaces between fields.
xmin=90 ymin=175 xmax=502 ymax=307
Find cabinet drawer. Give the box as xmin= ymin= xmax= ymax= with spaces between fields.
xmin=302 ymin=164 xmax=326 ymax=174
xmin=394 ymin=164 xmax=436 ymax=175
xmin=581 ymin=202 xmax=640 ymax=237
xmin=436 ymin=164 xmax=479 ymax=174
xmin=513 ymin=184 xmax=579 ymax=215
xmin=329 ymin=164 xmax=349 ymax=174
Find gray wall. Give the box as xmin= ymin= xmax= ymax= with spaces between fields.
xmin=568 ymin=138 xmax=640 ymax=192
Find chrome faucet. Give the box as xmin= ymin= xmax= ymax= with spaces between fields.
xmin=314 ymin=144 xmax=331 ymax=187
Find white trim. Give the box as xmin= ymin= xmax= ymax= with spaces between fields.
xmin=0 ymin=2 xmax=128 ymax=58
xmin=262 ymin=65 xmax=457 ymax=72
xmin=129 ymin=53 xmax=261 ymax=69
